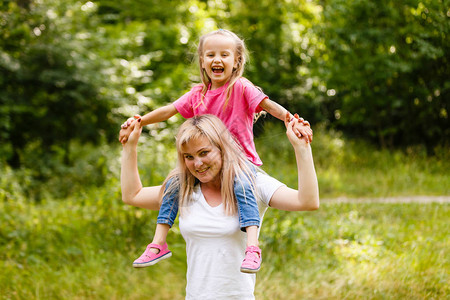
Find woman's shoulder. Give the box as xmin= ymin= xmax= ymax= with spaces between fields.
xmin=255 ymin=171 xmax=286 ymax=205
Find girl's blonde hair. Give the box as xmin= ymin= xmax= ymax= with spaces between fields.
xmin=197 ymin=29 xmax=249 ymax=109
xmin=161 ymin=114 xmax=256 ymax=216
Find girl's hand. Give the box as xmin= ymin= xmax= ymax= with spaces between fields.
xmin=292 ymin=113 xmax=313 ymax=143
xmin=284 ymin=112 xmax=309 ymax=147
xmin=119 ymin=115 xmax=141 ymax=144
xmin=123 ymin=116 xmax=142 ymax=148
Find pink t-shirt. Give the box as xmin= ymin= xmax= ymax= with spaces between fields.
xmin=173 ymin=78 xmax=268 ymax=166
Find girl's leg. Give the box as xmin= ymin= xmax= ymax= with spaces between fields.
xmin=155 ymin=176 xmax=180 ymax=228
xmin=245 ymin=225 xmax=259 ymax=247
xmin=234 ymin=169 xmax=263 ymax=273
xmin=147 ymin=223 xmax=170 ymax=254
xmin=234 ymin=169 xmax=260 ymax=234
xmin=133 ymin=176 xmax=179 ymax=267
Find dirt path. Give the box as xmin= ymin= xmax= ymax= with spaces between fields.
xmin=321 ymin=196 xmax=450 ymax=204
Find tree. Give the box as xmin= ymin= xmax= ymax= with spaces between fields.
xmin=0 ymin=0 xmax=118 ymax=167
xmin=319 ymin=0 xmax=449 ymax=149
xmin=208 ymin=0 xmax=326 ymax=127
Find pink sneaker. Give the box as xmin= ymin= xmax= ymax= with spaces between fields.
xmin=133 ymin=242 xmax=172 ymax=268
xmin=240 ymin=245 xmax=262 ymax=273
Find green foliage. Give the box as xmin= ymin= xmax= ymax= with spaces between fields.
xmin=0 ymin=0 xmax=120 ymax=168
xmin=205 ymin=0 xmax=326 ymax=125
xmin=0 ymin=187 xmax=187 ymax=299
xmin=0 ymin=140 xmax=120 ymax=201
xmin=256 ymin=122 xmax=450 ymax=197
xmin=1 ymin=3 xmax=448 ymax=296
xmin=319 ymin=0 xmax=449 ymax=150
xmin=2 ymin=0 xmax=448 ymax=200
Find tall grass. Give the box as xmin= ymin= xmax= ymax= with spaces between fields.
xmin=1 ymin=123 xmax=448 ymax=299
xmin=257 ymin=203 xmax=449 ymax=299
xmin=256 ymin=122 xmax=450 ymax=198
xmin=1 ymin=192 xmax=448 ymax=299
xmin=0 ymin=184 xmax=187 ymax=300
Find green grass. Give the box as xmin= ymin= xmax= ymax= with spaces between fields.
xmin=258 ymin=203 xmax=449 ymax=299
xmin=1 ymin=191 xmax=449 ymax=299
xmin=1 ymin=124 xmax=449 ymax=299
xmin=256 ymin=122 xmax=450 ymax=198
xmin=0 ymin=186 xmax=188 ymax=300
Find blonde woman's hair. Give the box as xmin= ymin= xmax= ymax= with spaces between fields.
xmin=197 ymin=29 xmax=249 ymax=109
xmin=161 ymin=114 xmax=256 ymax=216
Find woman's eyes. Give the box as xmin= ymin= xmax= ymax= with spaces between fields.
xmin=184 ymin=151 xmax=208 ymax=159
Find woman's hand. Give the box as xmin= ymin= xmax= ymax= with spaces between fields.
xmin=123 ymin=115 xmax=143 ymax=149
xmin=291 ymin=113 xmax=313 ymax=143
xmin=119 ymin=115 xmax=141 ymax=144
xmin=284 ymin=112 xmax=309 ymax=147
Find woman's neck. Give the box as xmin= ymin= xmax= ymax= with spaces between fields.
xmin=200 ymin=181 xmax=223 ymax=207
xmin=200 ymin=178 xmax=221 ymax=191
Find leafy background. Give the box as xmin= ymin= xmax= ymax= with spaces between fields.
xmin=0 ymin=0 xmax=449 ymax=299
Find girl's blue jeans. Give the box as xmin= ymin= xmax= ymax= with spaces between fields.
xmin=157 ymin=169 xmax=260 ymax=231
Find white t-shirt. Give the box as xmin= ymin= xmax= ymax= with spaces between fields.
xmin=179 ymin=172 xmax=286 ymax=300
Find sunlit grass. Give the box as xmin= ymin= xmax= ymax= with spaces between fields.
xmin=0 ymin=188 xmax=187 ymax=300
xmin=1 ymin=123 xmax=448 ymax=299
xmin=256 ymin=122 xmax=450 ymax=198
xmin=1 ymin=192 xmax=448 ymax=299
xmin=257 ymin=202 xmax=449 ymax=299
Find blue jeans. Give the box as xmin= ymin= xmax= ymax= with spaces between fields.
xmin=157 ymin=169 xmax=260 ymax=231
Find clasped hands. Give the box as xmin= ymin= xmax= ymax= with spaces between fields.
xmin=119 ymin=112 xmax=313 ymax=145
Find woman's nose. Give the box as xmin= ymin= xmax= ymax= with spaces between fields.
xmin=194 ymin=158 xmax=203 ymax=168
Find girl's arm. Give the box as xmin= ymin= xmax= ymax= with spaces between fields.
xmin=121 ymin=118 xmax=163 ymax=210
xmin=119 ymin=104 xmax=179 ymax=144
xmin=268 ymin=112 xmax=319 ymax=211
xmin=259 ymin=99 xmax=313 ymax=143
xmin=140 ymin=104 xmax=179 ymax=126
xmin=259 ymin=98 xmax=289 ymax=120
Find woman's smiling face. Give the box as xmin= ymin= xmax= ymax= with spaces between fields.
xmin=182 ymin=136 xmax=223 ymax=185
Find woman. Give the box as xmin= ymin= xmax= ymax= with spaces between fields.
xmin=121 ymin=113 xmax=319 ymax=299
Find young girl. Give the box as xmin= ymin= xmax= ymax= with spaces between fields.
xmin=119 ymin=29 xmax=313 ymax=273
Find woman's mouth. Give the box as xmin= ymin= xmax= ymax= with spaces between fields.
xmin=197 ymin=167 xmax=209 ymax=175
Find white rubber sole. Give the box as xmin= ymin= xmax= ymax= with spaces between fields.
xmin=132 ymin=252 xmax=172 ymax=268
xmin=240 ymin=265 xmax=261 ymax=274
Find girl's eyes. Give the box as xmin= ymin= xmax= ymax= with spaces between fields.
xmin=200 ymin=151 xmax=209 ymax=156
xmin=206 ymin=53 xmax=229 ymax=57
xmin=184 ymin=155 xmax=194 ymax=160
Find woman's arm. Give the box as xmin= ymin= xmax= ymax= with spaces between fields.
xmin=268 ymin=113 xmax=319 ymax=211
xmin=121 ymin=118 xmax=163 ymax=210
